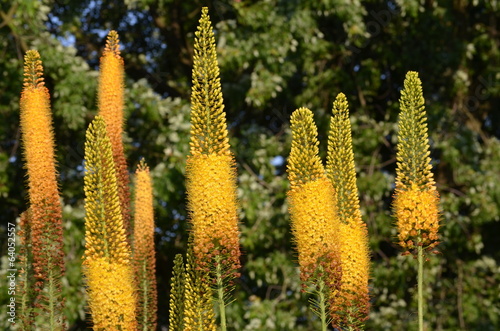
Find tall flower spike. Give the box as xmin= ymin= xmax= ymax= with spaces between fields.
xmin=83 ymin=116 xmax=136 ymax=330
xmin=98 ymin=30 xmax=132 ymax=242
xmin=326 ymin=93 xmax=370 ymax=329
xmin=186 ymin=6 xmax=241 ymax=280
xmin=393 ymin=71 xmax=441 ymax=331
xmin=394 ymin=71 xmax=440 ymax=255
xmin=133 ymin=159 xmax=158 ymax=330
xmin=287 ymin=107 xmax=342 ymax=328
xmin=187 ymin=8 xmax=241 ymax=329
xmin=19 ymin=49 xmax=65 ymax=329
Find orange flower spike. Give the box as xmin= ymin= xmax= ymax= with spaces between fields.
xmin=394 ymin=71 xmax=441 ymax=255
xmin=98 ymin=30 xmax=132 ymax=241
xmin=19 ymin=50 xmax=65 ymax=328
xmin=133 ymin=159 xmax=158 ymax=330
xmin=326 ymin=93 xmax=370 ymax=329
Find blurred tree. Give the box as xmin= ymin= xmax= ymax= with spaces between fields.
xmin=0 ymin=0 xmax=499 ymax=330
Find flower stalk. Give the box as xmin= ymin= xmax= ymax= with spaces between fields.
xmin=19 ymin=49 xmax=65 ymax=330
xmin=98 ymin=30 xmax=132 ymax=242
xmin=287 ymin=107 xmax=342 ymax=329
xmin=326 ymin=93 xmax=370 ymax=330
xmin=133 ymin=159 xmax=158 ymax=330
xmin=186 ymin=7 xmax=242 ymax=329
xmin=83 ymin=116 xmax=136 ymax=330
xmin=393 ymin=71 xmax=441 ymax=331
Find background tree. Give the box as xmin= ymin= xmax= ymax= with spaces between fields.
xmin=0 ymin=0 xmax=499 ymax=329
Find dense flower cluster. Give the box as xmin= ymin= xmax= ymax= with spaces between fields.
xmin=19 ymin=50 xmax=65 ymax=328
xmin=186 ymin=7 xmax=241 ymax=279
xmin=287 ymin=107 xmax=342 ymax=294
xmin=394 ymin=183 xmax=440 ymax=253
xmin=327 ymin=93 xmax=370 ymax=329
xmin=98 ymin=30 xmax=131 ymax=240
xmin=394 ymin=71 xmax=441 ymax=256
xmin=83 ymin=116 xmax=136 ymax=330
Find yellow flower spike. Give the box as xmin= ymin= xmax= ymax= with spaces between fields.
xmin=83 ymin=116 xmax=136 ymax=330
xmin=287 ymin=108 xmax=342 ymax=316
xmin=394 ymin=71 xmax=441 ymax=331
xmin=19 ymin=49 xmax=65 ymax=329
xmin=326 ymin=93 xmax=370 ymax=329
xmin=186 ymin=7 xmax=241 ymax=278
xmin=394 ymin=71 xmax=441 ymax=254
xmin=98 ymin=30 xmax=132 ymax=241
xmin=133 ymin=159 xmax=158 ymax=330
xmin=187 ymin=9 xmax=241 ymax=329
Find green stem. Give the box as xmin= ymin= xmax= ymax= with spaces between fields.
xmin=142 ymin=260 xmax=149 ymax=330
xmin=418 ymin=245 xmax=424 ymax=331
xmin=317 ymin=277 xmax=328 ymax=331
xmin=48 ymin=259 xmax=56 ymax=330
xmin=347 ymin=312 xmax=355 ymax=331
xmin=215 ymin=256 xmax=227 ymax=331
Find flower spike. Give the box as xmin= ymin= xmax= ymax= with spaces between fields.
xmin=393 ymin=71 xmax=441 ymax=331
xmin=19 ymin=49 xmax=66 ymax=329
xmin=98 ymin=30 xmax=132 ymax=242
xmin=287 ymin=107 xmax=342 ymax=329
xmin=327 ymin=93 xmax=370 ymax=329
xmin=83 ymin=116 xmax=136 ymax=330
xmin=394 ymin=71 xmax=440 ymax=255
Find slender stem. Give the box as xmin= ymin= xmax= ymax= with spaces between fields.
xmin=48 ymin=258 xmax=56 ymax=330
xmin=215 ymin=256 xmax=227 ymax=331
xmin=317 ymin=278 xmax=328 ymax=331
xmin=142 ymin=260 xmax=149 ymax=330
xmin=418 ymin=245 xmax=424 ymax=331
